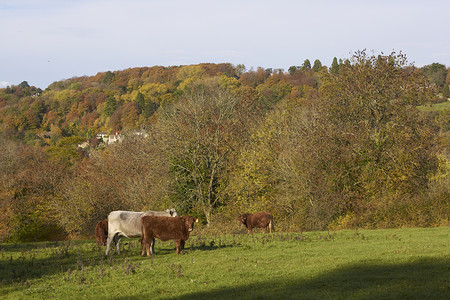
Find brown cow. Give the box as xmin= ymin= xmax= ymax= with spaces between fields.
xmin=95 ymin=219 xmax=108 ymax=246
xmin=140 ymin=215 xmax=197 ymax=256
xmin=237 ymin=212 xmax=274 ymax=234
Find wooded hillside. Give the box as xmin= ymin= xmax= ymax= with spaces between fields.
xmin=0 ymin=51 xmax=449 ymax=241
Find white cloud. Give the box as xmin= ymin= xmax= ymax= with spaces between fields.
xmin=0 ymin=81 xmax=10 ymax=88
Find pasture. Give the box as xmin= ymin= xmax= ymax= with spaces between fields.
xmin=1 ymin=227 xmax=449 ymax=299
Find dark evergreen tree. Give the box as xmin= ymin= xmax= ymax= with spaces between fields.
xmin=330 ymin=57 xmax=340 ymax=74
xmin=312 ymin=59 xmax=322 ymax=72
xmin=301 ymin=59 xmax=311 ymax=72
xmin=135 ymin=92 xmax=145 ymax=114
xmin=104 ymin=96 xmax=117 ymax=117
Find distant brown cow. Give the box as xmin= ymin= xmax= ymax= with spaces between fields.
xmin=237 ymin=212 xmax=274 ymax=234
xmin=140 ymin=215 xmax=197 ymax=256
xmin=95 ymin=219 xmax=108 ymax=246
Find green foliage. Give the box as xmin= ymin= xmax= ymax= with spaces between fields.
xmin=311 ymin=51 xmax=440 ymax=227
xmin=45 ymin=136 xmax=85 ymax=166
xmin=442 ymin=84 xmax=449 ymax=99
xmin=6 ymin=209 xmax=64 ymax=242
xmin=102 ymin=71 xmax=116 ymax=85
xmin=301 ymin=59 xmax=311 ymax=71
xmin=330 ymin=57 xmax=340 ymax=74
xmin=104 ymin=96 xmax=117 ymax=117
xmin=422 ymin=63 xmax=447 ymax=87
xmin=288 ymin=65 xmax=299 ymax=75
xmin=159 ymin=83 xmax=241 ymax=224
xmin=312 ymin=59 xmax=322 ymax=72
xmin=135 ymin=91 xmax=145 ymax=113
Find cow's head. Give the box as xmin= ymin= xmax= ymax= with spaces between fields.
xmin=237 ymin=214 xmax=249 ymax=226
xmin=167 ymin=208 xmax=179 ymax=217
xmin=183 ymin=216 xmax=196 ymax=232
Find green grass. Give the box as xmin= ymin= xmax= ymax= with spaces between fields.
xmin=1 ymin=227 xmax=449 ymax=299
xmin=417 ymin=100 xmax=450 ymax=112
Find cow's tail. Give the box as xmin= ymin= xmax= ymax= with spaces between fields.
xmin=269 ymin=216 xmax=274 ymax=233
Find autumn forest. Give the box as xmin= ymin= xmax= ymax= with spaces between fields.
xmin=1 ymin=51 xmax=449 ymax=242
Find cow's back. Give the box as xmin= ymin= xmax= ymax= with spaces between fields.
xmin=108 ymin=211 xmax=144 ymax=238
xmin=251 ymin=212 xmax=272 ymax=227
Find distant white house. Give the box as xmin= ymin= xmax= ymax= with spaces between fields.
xmin=79 ymin=130 xmax=149 ymax=148
xmin=106 ymin=132 xmax=124 ymax=144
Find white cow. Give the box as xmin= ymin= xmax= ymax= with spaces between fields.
xmin=105 ymin=208 xmax=178 ymax=255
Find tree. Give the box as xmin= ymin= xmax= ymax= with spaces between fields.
xmin=102 ymin=71 xmax=115 ymax=85
xmin=312 ymin=59 xmax=322 ymax=72
xmin=330 ymin=57 xmax=340 ymax=74
xmin=104 ymin=96 xmax=117 ymax=117
xmin=235 ymin=64 xmax=246 ymax=77
xmin=442 ymin=84 xmax=450 ymax=99
xmin=422 ymin=63 xmax=447 ymax=88
xmin=288 ymin=66 xmax=299 ymax=75
xmin=135 ymin=91 xmax=145 ymax=113
xmin=157 ymin=81 xmax=242 ymax=225
xmin=301 ymin=59 xmax=311 ymax=72
xmin=0 ymin=137 xmax=66 ymax=241
xmin=302 ymin=50 xmax=440 ymax=227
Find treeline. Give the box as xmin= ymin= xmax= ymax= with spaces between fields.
xmin=0 ymin=51 xmax=449 ymax=242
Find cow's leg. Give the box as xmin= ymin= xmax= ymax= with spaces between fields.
xmin=150 ymin=237 xmax=155 ymax=255
xmin=175 ymin=240 xmax=181 ymax=254
xmin=113 ymin=233 xmax=121 ymax=254
xmin=141 ymin=235 xmax=146 ymax=256
xmin=146 ymin=235 xmax=154 ymax=256
xmin=105 ymin=231 xmax=116 ymax=255
xmin=179 ymin=240 xmax=185 ymax=253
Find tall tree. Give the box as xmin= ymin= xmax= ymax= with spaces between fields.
xmin=302 ymin=50 xmax=440 ymax=227
xmin=301 ymin=59 xmax=311 ymax=72
xmin=135 ymin=91 xmax=145 ymax=114
xmin=330 ymin=57 xmax=340 ymax=74
xmin=104 ymin=96 xmax=117 ymax=117
xmin=422 ymin=63 xmax=447 ymax=87
xmin=157 ymin=81 xmax=242 ymax=225
xmin=312 ymin=59 xmax=322 ymax=72
xmin=243 ymin=51 xmax=441 ymax=230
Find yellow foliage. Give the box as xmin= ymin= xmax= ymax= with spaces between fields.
xmin=120 ymin=90 xmax=139 ymax=102
xmin=177 ymin=77 xmax=197 ymax=91
xmin=429 ymin=155 xmax=450 ymax=181
xmin=328 ymin=212 xmax=357 ymax=230
xmin=176 ymin=65 xmax=205 ymax=81
xmin=139 ymin=83 xmax=168 ymax=99
xmin=218 ymin=74 xmax=240 ymax=93
xmin=53 ymin=90 xmax=81 ymax=102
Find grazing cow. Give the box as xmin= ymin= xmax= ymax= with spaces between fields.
xmin=140 ymin=215 xmax=197 ymax=256
xmin=95 ymin=219 xmax=108 ymax=246
xmin=237 ymin=212 xmax=274 ymax=234
xmin=105 ymin=208 xmax=178 ymax=255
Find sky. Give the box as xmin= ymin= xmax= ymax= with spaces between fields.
xmin=1 ymin=0 xmax=449 ymax=89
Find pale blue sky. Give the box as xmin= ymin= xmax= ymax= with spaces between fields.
xmin=1 ymin=0 xmax=449 ymax=89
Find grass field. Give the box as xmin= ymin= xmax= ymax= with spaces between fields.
xmin=0 ymin=227 xmax=449 ymax=299
xmin=417 ymin=100 xmax=450 ymax=112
